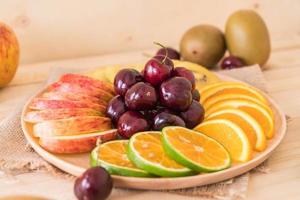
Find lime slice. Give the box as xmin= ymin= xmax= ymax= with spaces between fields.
xmin=90 ymin=140 xmax=152 ymax=177
xmin=127 ymin=131 xmax=195 ymax=177
xmin=162 ymin=126 xmax=231 ymax=172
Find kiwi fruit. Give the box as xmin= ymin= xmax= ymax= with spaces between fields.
xmin=180 ymin=25 xmax=226 ymax=68
xmin=225 ymin=10 xmax=271 ymax=67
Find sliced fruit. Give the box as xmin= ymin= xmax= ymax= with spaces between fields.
xmin=203 ymin=93 xmax=268 ymax=111
xmin=127 ymin=131 xmax=195 ymax=177
xmin=48 ymin=82 xmax=113 ymax=101
xmin=199 ymin=82 xmax=268 ymax=105
xmin=162 ymin=127 xmax=231 ymax=172
xmin=194 ymin=119 xmax=252 ymax=162
xmin=24 ymin=108 xmax=103 ymax=123
xmin=33 ymin=116 xmax=112 ymax=137
xmin=206 ymin=108 xmax=266 ymax=151
xmin=39 ymin=129 xmax=118 ymax=154
xmin=30 ymin=98 xmax=106 ymax=112
xmin=90 ymin=140 xmax=152 ymax=177
xmin=205 ymin=99 xmax=274 ymax=139
xmin=42 ymin=91 xmax=107 ymax=106
xmin=59 ymin=73 xmax=115 ymax=95
xmin=173 ymin=60 xmax=221 ymax=89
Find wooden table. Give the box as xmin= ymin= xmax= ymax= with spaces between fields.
xmin=0 ymin=44 xmax=300 ymax=199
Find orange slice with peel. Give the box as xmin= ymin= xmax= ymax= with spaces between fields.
xmin=199 ymin=82 xmax=268 ymax=105
xmin=205 ymin=99 xmax=274 ymax=139
xmin=206 ymin=108 xmax=267 ymax=151
xmin=194 ymin=119 xmax=252 ymax=162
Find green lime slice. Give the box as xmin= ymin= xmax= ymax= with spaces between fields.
xmin=162 ymin=126 xmax=231 ymax=172
xmin=90 ymin=140 xmax=152 ymax=177
xmin=127 ymin=131 xmax=196 ymax=177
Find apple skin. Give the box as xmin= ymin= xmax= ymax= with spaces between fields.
xmin=24 ymin=108 xmax=103 ymax=123
xmin=30 ymin=98 xmax=106 ymax=112
xmin=0 ymin=22 xmax=19 ymax=88
xmin=42 ymin=91 xmax=107 ymax=106
xmin=33 ymin=116 xmax=112 ymax=137
xmin=59 ymin=74 xmax=115 ymax=95
xmin=48 ymin=82 xmax=113 ymax=101
xmin=39 ymin=129 xmax=118 ymax=154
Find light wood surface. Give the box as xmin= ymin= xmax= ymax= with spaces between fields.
xmin=20 ymin=72 xmax=287 ymax=190
xmin=0 ymin=46 xmax=299 ymax=199
xmin=0 ymin=0 xmax=300 ymax=64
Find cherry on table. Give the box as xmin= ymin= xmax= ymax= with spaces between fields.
xmin=180 ymin=100 xmax=205 ymax=128
xmin=220 ymin=55 xmax=245 ymax=70
xmin=74 ymin=167 xmax=113 ymax=200
xmin=106 ymin=95 xmax=127 ymax=124
xmin=153 ymin=112 xmax=186 ymax=131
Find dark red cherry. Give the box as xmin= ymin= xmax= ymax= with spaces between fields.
xmin=172 ymin=67 xmax=196 ymax=89
xmin=159 ymin=77 xmax=193 ymax=111
xmin=220 ymin=56 xmax=245 ymax=69
xmin=117 ymin=111 xmax=150 ymax=138
xmin=74 ymin=167 xmax=113 ymax=200
xmin=106 ymin=95 xmax=127 ymax=124
xmin=125 ymin=82 xmax=157 ymax=110
xmin=180 ymin=100 xmax=205 ymax=128
xmin=114 ymin=69 xmax=143 ymax=96
xmin=156 ymin=47 xmax=180 ymax=60
xmin=153 ymin=112 xmax=186 ymax=131
xmin=144 ymin=58 xmax=172 ymax=87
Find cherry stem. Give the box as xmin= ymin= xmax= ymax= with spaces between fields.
xmin=153 ymin=42 xmax=168 ymax=63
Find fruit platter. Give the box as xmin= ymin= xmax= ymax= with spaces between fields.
xmin=21 ymin=51 xmax=286 ymax=190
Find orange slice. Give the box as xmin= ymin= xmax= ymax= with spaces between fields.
xmin=127 ymin=131 xmax=195 ymax=177
xmin=206 ymin=108 xmax=267 ymax=151
xmin=199 ymin=82 xmax=268 ymax=105
xmin=203 ymin=93 xmax=268 ymax=111
xmin=205 ymin=99 xmax=274 ymax=139
xmin=194 ymin=119 xmax=252 ymax=162
xmin=162 ymin=126 xmax=231 ymax=172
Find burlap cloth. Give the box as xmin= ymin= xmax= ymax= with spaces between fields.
xmin=0 ymin=65 xmax=269 ymax=200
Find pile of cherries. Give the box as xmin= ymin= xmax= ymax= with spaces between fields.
xmin=106 ymin=47 xmax=205 ymax=139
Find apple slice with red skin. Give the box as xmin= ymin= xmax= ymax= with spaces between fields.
xmin=24 ymin=108 xmax=103 ymax=123
xmin=42 ymin=91 xmax=107 ymax=106
xmin=48 ymin=82 xmax=113 ymax=101
xmin=39 ymin=129 xmax=118 ymax=154
xmin=33 ymin=116 xmax=112 ymax=137
xmin=59 ymin=73 xmax=115 ymax=95
xmin=30 ymin=98 xmax=106 ymax=112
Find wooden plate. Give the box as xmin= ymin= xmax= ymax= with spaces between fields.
xmin=21 ymin=73 xmax=287 ymax=190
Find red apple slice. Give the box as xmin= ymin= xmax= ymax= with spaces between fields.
xmin=30 ymin=98 xmax=106 ymax=112
xmin=48 ymin=82 xmax=113 ymax=101
xmin=42 ymin=91 xmax=107 ymax=106
xmin=39 ymin=129 xmax=118 ymax=154
xmin=59 ymin=73 xmax=115 ymax=95
xmin=33 ymin=116 xmax=112 ymax=137
xmin=24 ymin=108 xmax=103 ymax=123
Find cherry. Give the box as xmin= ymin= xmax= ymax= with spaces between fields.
xmin=220 ymin=56 xmax=245 ymax=69
xmin=117 ymin=111 xmax=150 ymax=138
xmin=114 ymin=69 xmax=143 ymax=96
xmin=159 ymin=77 xmax=193 ymax=111
xmin=153 ymin=112 xmax=186 ymax=131
xmin=156 ymin=47 xmax=180 ymax=60
xmin=180 ymin=100 xmax=205 ymax=128
xmin=106 ymin=95 xmax=127 ymax=124
xmin=143 ymin=58 xmax=172 ymax=87
xmin=74 ymin=167 xmax=113 ymax=200
xmin=125 ymin=82 xmax=157 ymax=110
xmin=172 ymin=67 xmax=196 ymax=89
